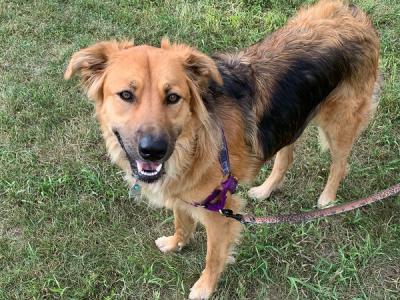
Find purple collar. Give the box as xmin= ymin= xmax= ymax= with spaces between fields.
xmin=193 ymin=129 xmax=238 ymax=212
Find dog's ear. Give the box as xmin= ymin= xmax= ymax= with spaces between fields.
xmin=169 ymin=43 xmax=222 ymax=88
xmin=168 ymin=43 xmax=222 ymax=131
xmin=182 ymin=47 xmax=222 ymax=88
xmin=64 ymin=40 xmax=134 ymax=101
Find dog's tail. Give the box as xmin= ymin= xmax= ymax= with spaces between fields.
xmin=348 ymin=2 xmax=380 ymax=36
xmin=348 ymin=4 xmax=361 ymax=17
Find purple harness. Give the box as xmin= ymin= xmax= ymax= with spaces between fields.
xmin=193 ymin=130 xmax=238 ymax=212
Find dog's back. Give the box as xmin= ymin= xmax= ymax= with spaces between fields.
xmin=206 ymin=0 xmax=380 ymax=207
xmin=209 ymin=0 xmax=379 ymax=162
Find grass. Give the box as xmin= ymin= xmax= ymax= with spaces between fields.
xmin=0 ymin=0 xmax=399 ymax=299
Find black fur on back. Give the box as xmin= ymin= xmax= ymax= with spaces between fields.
xmin=204 ymin=44 xmax=353 ymax=159
xmin=204 ymin=57 xmax=255 ymax=114
xmin=256 ymin=47 xmax=350 ymax=158
xmin=203 ymin=56 xmax=258 ymax=147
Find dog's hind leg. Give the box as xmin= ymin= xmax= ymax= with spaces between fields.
xmin=155 ymin=205 xmax=196 ymax=253
xmin=248 ymin=144 xmax=294 ymax=200
xmin=316 ymin=128 xmax=353 ymax=208
xmin=315 ymin=80 xmax=379 ymax=207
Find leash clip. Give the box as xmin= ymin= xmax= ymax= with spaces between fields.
xmin=219 ymin=209 xmax=244 ymax=223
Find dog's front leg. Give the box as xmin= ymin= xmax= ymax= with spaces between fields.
xmin=189 ymin=205 xmax=243 ymax=299
xmin=155 ymin=204 xmax=196 ymax=253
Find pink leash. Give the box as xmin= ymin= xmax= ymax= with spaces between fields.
xmin=220 ymin=183 xmax=400 ymax=224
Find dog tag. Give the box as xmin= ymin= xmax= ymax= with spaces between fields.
xmin=129 ymin=182 xmax=141 ymax=198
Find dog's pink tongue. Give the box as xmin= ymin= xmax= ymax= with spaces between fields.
xmin=137 ymin=161 xmax=160 ymax=171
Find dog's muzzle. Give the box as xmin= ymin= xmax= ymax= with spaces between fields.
xmin=113 ymin=130 xmax=169 ymax=183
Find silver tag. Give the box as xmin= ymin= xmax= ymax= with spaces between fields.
xmin=129 ymin=183 xmax=141 ymax=198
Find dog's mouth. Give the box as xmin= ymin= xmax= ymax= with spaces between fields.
xmin=134 ymin=160 xmax=164 ymax=183
xmin=137 ymin=160 xmax=163 ymax=177
xmin=112 ymin=129 xmax=171 ymax=184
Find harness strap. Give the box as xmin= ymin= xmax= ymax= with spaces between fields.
xmin=219 ymin=128 xmax=231 ymax=177
xmin=193 ymin=129 xmax=238 ymax=211
xmin=194 ymin=176 xmax=238 ymax=211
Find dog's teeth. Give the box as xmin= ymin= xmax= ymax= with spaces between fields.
xmin=139 ymin=169 xmax=160 ymax=176
xmin=136 ymin=161 xmax=163 ymax=177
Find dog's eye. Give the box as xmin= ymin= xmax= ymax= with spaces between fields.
xmin=166 ymin=93 xmax=181 ymax=105
xmin=118 ymin=90 xmax=134 ymax=102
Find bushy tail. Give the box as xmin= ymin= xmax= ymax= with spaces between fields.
xmin=348 ymin=4 xmax=361 ymax=17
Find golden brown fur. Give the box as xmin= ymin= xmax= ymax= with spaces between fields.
xmin=65 ymin=1 xmax=380 ymax=298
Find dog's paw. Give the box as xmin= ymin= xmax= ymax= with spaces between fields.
xmin=248 ymin=178 xmax=284 ymax=200
xmin=248 ymin=185 xmax=272 ymax=200
xmin=317 ymin=193 xmax=335 ymax=208
xmin=155 ymin=235 xmax=181 ymax=253
xmin=189 ymin=276 xmax=215 ymax=300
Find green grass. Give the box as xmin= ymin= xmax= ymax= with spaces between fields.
xmin=0 ymin=0 xmax=399 ymax=299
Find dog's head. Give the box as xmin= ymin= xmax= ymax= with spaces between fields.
xmin=65 ymin=39 xmax=221 ymax=183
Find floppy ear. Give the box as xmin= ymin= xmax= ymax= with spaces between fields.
xmin=180 ymin=46 xmax=222 ymax=88
xmin=167 ymin=41 xmax=222 ymax=88
xmin=168 ymin=42 xmax=222 ymax=132
xmin=64 ymin=40 xmax=134 ymax=101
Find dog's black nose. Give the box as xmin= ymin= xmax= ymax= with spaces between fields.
xmin=138 ymin=135 xmax=168 ymax=161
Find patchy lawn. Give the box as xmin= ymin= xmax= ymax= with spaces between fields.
xmin=0 ymin=0 xmax=399 ymax=299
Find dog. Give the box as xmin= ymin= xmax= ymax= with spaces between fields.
xmin=65 ymin=0 xmax=380 ymax=298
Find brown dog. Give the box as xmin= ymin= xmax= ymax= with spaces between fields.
xmin=65 ymin=0 xmax=380 ymax=298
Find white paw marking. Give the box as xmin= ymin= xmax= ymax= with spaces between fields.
xmin=189 ymin=280 xmax=213 ymax=300
xmin=317 ymin=193 xmax=336 ymax=209
xmin=248 ymin=185 xmax=272 ymax=200
xmin=155 ymin=236 xmax=180 ymax=253
xmin=248 ymin=178 xmax=284 ymax=200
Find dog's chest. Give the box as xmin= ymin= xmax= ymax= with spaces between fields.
xmin=141 ymin=183 xmax=175 ymax=209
